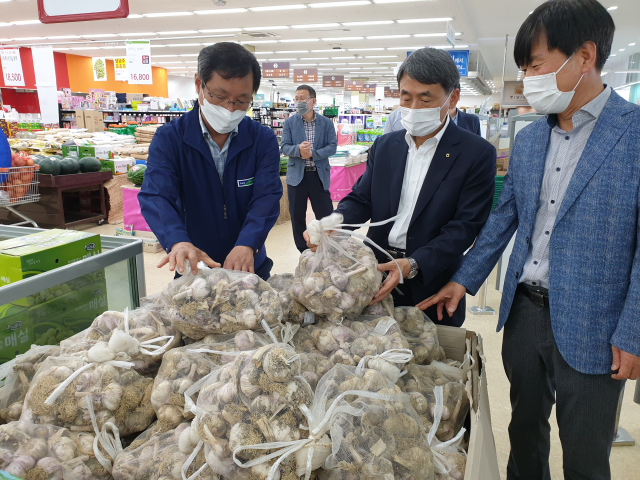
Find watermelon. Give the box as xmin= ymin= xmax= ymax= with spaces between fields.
xmin=79 ymin=156 xmax=102 ymax=173
xmin=38 ymin=157 xmax=61 ymax=176
xmin=59 ymin=157 xmax=80 ymax=175
xmin=127 ymin=164 xmax=146 ymax=185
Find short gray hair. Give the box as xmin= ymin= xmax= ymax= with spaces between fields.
xmin=397 ymin=48 xmax=460 ymax=94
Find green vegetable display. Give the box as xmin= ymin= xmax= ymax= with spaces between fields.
xmin=93 ymin=58 xmax=106 ymax=79
xmin=59 ymin=157 xmax=80 ymax=175
xmin=127 ymin=164 xmax=147 ymax=185
xmin=37 ymin=157 xmax=61 ymax=176
xmin=79 ymin=156 xmax=101 ymax=173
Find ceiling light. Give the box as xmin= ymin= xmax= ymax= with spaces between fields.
xmin=144 ymin=11 xmax=193 ymax=17
xmin=434 ymin=44 xmax=468 ymax=49
xmin=291 ymin=23 xmax=340 ymax=28
xmin=254 ymin=51 xmax=274 ymax=55
xmin=81 ymin=34 xmax=119 ymax=38
xmin=194 ymin=8 xmax=248 ymax=14
xmin=179 ymin=54 xmax=199 ymax=56
xmin=11 ymin=20 xmax=41 ymax=25
xmin=309 ymin=1 xmax=370 ymax=7
xmin=244 ymin=26 xmax=289 ymax=31
xmin=396 ymin=17 xmax=452 ymax=23
xmin=610 ymin=54 xmax=617 ymax=57
xmin=619 ymin=48 xmax=625 ymax=51
xmin=101 ymin=46 xmax=125 ymax=49
xmin=127 ymin=14 xmax=144 ymax=18
xmin=607 ymin=6 xmax=618 ymax=10
xmin=280 ymin=38 xmax=321 ymax=42
xmin=47 ymin=35 xmax=82 ymax=39
xmin=150 ymin=45 xmax=167 ymax=48
xmin=0 ymin=23 xmax=11 ymax=27
xmin=348 ymin=62 xmax=376 ymax=64
xmin=268 ymin=58 xmax=297 ymax=61
xmin=10 ymin=37 xmax=46 ymax=41
xmin=199 ymin=28 xmax=242 ymax=33
xmin=278 ymin=50 xmax=309 ymax=53
xmin=366 ymin=35 xmax=411 ymax=39
xmin=240 ymin=40 xmax=278 ymax=44
xmin=365 ymin=55 xmax=398 ymax=58
xmin=157 ymin=30 xmax=198 ymax=35
xmin=184 ymin=61 xmax=198 ymax=63
xmin=301 ymin=57 xmax=328 ymax=59
xmin=292 ymin=63 xmax=318 ymax=66
xmin=165 ymin=43 xmax=203 ymax=47
xmin=312 ymin=49 xmax=345 ymax=52
xmin=336 ymin=67 xmax=355 ymax=70
xmin=118 ymin=32 xmax=157 ymax=37
xmin=322 ymin=36 xmax=364 ymax=41
xmin=630 ymin=43 xmax=636 ymax=46
xmin=342 ymin=20 xmax=394 ymax=26
xmin=347 ymin=48 xmax=385 ymax=52
xmin=413 ymin=33 xmax=447 ymax=37
xmin=319 ymin=63 xmax=346 ymax=65
xmin=249 ymin=4 xmax=307 ymax=11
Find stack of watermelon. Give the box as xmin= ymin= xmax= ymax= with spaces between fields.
xmin=31 ymin=155 xmax=102 ymax=176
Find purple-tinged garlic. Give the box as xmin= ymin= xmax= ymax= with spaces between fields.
xmin=5 ymin=455 xmax=35 ymax=477
xmin=36 ymin=457 xmax=63 ymax=480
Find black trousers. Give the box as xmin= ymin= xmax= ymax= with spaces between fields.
xmin=288 ymin=170 xmax=334 ymax=253
xmin=502 ymin=289 xmax=624 ymax=480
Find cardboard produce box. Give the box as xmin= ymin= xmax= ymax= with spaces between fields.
xmin=0 ymin=304 xmax=30 ymax=363
xmin=79 ymin=144 xmax=112 ymax=160
xmin=437 ymin=325 xmax=500 ymax=480
xmin=0 ymin=229 xmax=102 ymax=297
xmin=75 ymin=109 xmax=86 ymax=129
xmin=83 ymin=109 xmax=105 ymax=133
xmin=101 ymin=158 xmax=135 ymax=175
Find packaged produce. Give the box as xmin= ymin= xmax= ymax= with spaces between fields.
xmin=162 ymin=265 xmax=282 ymax=340
xmin=112 ymin=422 xmax=216 ymax=480
xmin=0 ymin=421 xmax=111 ymax=480
xmin=267 ymin=273 xmax=309 ymax=325
xmin=393 ymin=307 xmax=446 ymax=365
xmin=360 ymin=294 xmax=394 ymax=317
xmin=432 ymin=436 xmax=467 ymax=480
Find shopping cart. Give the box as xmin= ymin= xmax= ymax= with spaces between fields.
xmin=0 ymin=165 xmax=41 ymax=227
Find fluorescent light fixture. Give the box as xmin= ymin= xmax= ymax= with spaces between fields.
xmin=365 ymin=55 xmax=398 ymax=58
xmin=47 ymin=35 xmax=82 ymax=39
xmin=199 ymin=28 xmax=242 ymax=33
xmin=348 ymin=62 xmax=376 ymax=64
xmin=144 ymin=11 xmax=193 ymax=17
xmin=342 ymin=20 xmax=394 ymax=26
xmin=179 ymin=54 xmax=199 ymax=56
xmin=630 ymin=43 xmax=636 ymax=46
xmin=610 ymin=54 xmax=616 ymax=57
xmin=337 ymin=67 xmax=357 ymax=69
xmin=11 ymin=20 xmax=41 ymax=25
xmin=311 ymin=49 xmax=345 ymax=52
xmin=292 ymin=63 xmax=318 ymax=66
xmin=244 ymin=26 xmax=289 ymax=31
xmin=0 ymin=23 xmax=11 ymax=27
xmin=309 ymin=1 xmax=370 ymax=7
xmin=165 ymin=43 xmax=203 ymax=47
xmin=157 ymin=30 xmax=198 ymax=35
xmin=301 ymin=57 xmax=328 ymax=59
xmin=150 ymin=45 xmax=167 ymax=48
xmin=194 ymin=8 xmax=248 ymax=14
xmin=319 ymin=63 xmax=346 ymax=65
xmin=396 ymin=17 xmax=452 ymax=23
xmin=127 ymin=14 xmax=144 ymax=18
xmin=81 ymin=34 xmax=119 ymax=39
xmin=279 ymin=38 xmax=320 ymax=43
xmin=413 ymin=33 xmax=447 ymax=37
xmin=607 ymin=6 xmax=618 ymax=10
xmin=368 ymin=67 xmax=391 ymax=69
xmin=11 ymin=37 xmax=46 ymax=41
xmin=278 ymin=50 xmax=309 ymax=53
xmin=331 ymin=56 xmax=353 ymax=59
xmin=291 ymin=23 xmax=340 ymax=29
xmin=619 ymin=48 xmax=625 ymax=51
xmin=268 ymin=58 xmax=298 ymax=61
xmin=366 ymin=35 xmax=411 ymax=39
xmin=184 ymin=61 xmax=198 ymax=63
xmin=254 ymin=52 xmax=274 ymax=55
xmin=118 ymin=32 xmax=156 ymax=37
xmin=322 ymin=36 xmax=364 ymax=41
xmin=249 ymin=4 xmax=307 ymax=11
xmin=240 ymin=40 xmax=279 ymax=44
xmin=432 ymin=44 xmax=468 ymax=49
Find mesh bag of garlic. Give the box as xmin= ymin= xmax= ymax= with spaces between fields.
xmin=432 ymin=436 xmax=468 ymax=480
xmin=396 ymin=363 xmax=470 ymax=443
xmin=360 ymin=294 xmax=395 ymax=318
xmin=20 ymin=349 xmax=156 ymax=438
xmin=267 ymin=273 xmax=309 ymax=325
xmin=112 ymin=422 xmax=216 ymax=480
xmin=60 ymin=305 xmax=181 ymax=374
xmin=151 ymin=330 xmax=272 ymax=434
xmin=0 ymin=421 xmax=111 ymax=480
xmin=183 ymin=343 xmax=314 ymax=480
xmin=291 ymin=234 xmax=382 ymax=323
xmin=0 ymin=345 xmax=60 ymax=425
xmin=391 ymin=307 xmax=446 ymax=365
xmin=162 ymin=266 xmax=283 ymax=340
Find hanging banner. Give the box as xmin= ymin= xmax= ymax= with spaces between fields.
xmin=92 ymin=57 xmax=107 ymax=81
xmin=449 ymin=50 xmax=469 ymax=77
xmin=384 ymin=86 xmax=400 ymax=98
xmin=323 ymin=75 xmax=344 ymax=88
xmin=363 ymin=83 xmax=376 ymax=93
xmin=293 ymin=68 xmax=317 ymax=82
xmin=262 ymin=62 xmax=290 ymax=78
xmin=345 ymin=81 xmax=365 ymax=92
xmin=126 ymin=40 xmax=152 ymax=84
xmin=446 ymin=21 xmax=456 ymax=48
xmin=114 ymin=57 xmax=127 ymax=81
xmin=31 ymin=46 xmax=58 ymax=124
xmin=1 ymin=48 xmax=25 ymax=87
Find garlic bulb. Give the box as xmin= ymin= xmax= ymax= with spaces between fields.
xmin=102 ymin=382 xmax=124 ymax=411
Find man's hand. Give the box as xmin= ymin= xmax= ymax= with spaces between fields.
xmin=370 ymin=259 xmax=411 ymax=304
xmin=158 ymin=242 xmax=220 ymax=275
xmin=416 ymin=281 xmax=467 ymax=321
xmin=299 ymin=141 xmax=312 ymax=159
xmin=611 ymin=346 xmax=640 ymax=380
xmin=303 ymin=230 xmax=318 ymax=252
xmin=224 ymin=246 xmax=255 ymax=273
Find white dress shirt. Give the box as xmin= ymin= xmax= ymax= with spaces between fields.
xmin=388 ymin=116 xmax=450 ymax=249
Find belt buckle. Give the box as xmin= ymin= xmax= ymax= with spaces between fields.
xmin=530 ymin=290 xmax=545 ymax=306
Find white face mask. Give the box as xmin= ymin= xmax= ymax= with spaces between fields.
xmin=400 ymin=92 xmax=452 ymax=137
xmin=523 ymin=55 xmax=585 ymax=115
xmin=199 ymin=88 xmax=246 ymax=134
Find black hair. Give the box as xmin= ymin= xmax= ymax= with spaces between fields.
xmin=197 ymin=42 xmax=261 ymax=93
xmin=514 ymin=0 xmax=615 ymax=70
xmin=456 ymin=83 xmax=461 ymax=90
xmin=296 ymin=84 xmax=316 ymax=99
xmin=397 ymin=47 xmax=460 ymax=94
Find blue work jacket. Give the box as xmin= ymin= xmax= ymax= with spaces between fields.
xmin=139 ymin=104 xmax=282 ymax=276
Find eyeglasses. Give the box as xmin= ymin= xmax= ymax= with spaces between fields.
xmin=202 ymin=82 xmax=253 ymax=111
xmin=295 ymin=97 xmax=313 ymax=103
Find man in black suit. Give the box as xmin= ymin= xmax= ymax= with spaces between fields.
xmin=305 ymin=48 xmax=496 ymax=327
xmin=448 ymin=84 xmax=482 ymax=136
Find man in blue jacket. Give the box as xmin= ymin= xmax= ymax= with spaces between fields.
xmin=281 ymin=85 xmax=337 ymax=252
xmin=139 ymin=42 xmax=282 ymax=279
xmin=421 ymin=1 xmax=640 ymax=478
xmin=448 ymin=86 xmax=482 ymax=136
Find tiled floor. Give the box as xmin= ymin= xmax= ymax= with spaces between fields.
xmin=81 ymin=215 xmax=640 ymax=480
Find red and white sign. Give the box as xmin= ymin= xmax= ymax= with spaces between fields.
xmin=38 ymin=0 xmax=129 ymax=24
xmin=262 ymin=62 xmax=290 ymax=78
xmin=294 ymin=68 xmax=318 ymax=83
xmin=126 ymin=41 xmax=152 ymax=85
xmin=0 ymin=49 xmax=25 ymax=87
xmin=345 ymin=81 xmax=365 ymax=92
xmin=323 ymin=75 xmax=344 ymax=88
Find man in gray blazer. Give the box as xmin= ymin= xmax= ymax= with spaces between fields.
xmin=281 ymin=85 xmax=338 ymax=252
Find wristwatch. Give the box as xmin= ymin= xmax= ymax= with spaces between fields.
xmin=406 ymin=257 xmax=419 ymax=280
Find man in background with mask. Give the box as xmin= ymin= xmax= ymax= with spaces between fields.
xmin=448 ymin=84 xmax=482 ymax=136
xmin=420 ymin=1 xmax=640 ymax=477
xmin=304 ymin=47 xmax=496 ymax=326
xmin=281 ymin=85 xmax=337 ymax=252
xmin=139 ymin=42 xmax=282 ymax=279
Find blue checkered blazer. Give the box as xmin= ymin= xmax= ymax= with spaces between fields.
xmin=453 ymin=90 xmax=640 ymax=374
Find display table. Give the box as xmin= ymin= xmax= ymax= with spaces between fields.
xmin=0 ymin=171 xmax=113 ymax=228
xmin=329 ymin=162 xmax=367 ymax=202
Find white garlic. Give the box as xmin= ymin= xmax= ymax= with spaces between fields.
xmin=102 ymin=382 xmax=124 ymax=411
xmin=51 ymin=435 xmax=77 ymax=462
xmin=109 ymin=329 xmax=140 ymax=357
xmin=87 ymin=342 xmax=116 ymax=363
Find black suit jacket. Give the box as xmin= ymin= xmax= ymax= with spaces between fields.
xmin=335 ymin=122 xmax=496 ymax=326
xmin=455 ymin=109 xmax=482 ymax=136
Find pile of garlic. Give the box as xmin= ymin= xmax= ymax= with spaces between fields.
xmin=267 ymin=273 xmax=309 ymax=324
xmin=393 ymin=307 xmax=446 ymax=365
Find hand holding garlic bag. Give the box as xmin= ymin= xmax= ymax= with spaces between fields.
xmin=163 ymin=263 xmax=283 ymax=340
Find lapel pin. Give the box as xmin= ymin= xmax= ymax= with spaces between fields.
xmin=446 ymin=153 xmax=450 ymax=157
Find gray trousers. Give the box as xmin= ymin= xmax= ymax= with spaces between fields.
xmin=502 ymin=289 xmax=624 ymax=480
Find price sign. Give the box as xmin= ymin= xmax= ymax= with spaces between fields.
xmin=323 ymin=75 xmax=344 ymax=87
xmin=293 ymin=68 xmax=318 ymax=82
xmin=384 ymin=87 xmax=400 ymax=98
xmin=114 ymin=57 xmax=127 ymax=81
xmin=345 ymin=81 xmax=365 ymax=92
xmin=1 ymin=49 xmax=25 ymax=87
xmin=262 ymin=62 xmax=290 ymax=78
xmin=363 ymin=83 xmax=376 ymax=93
xmin=126 ymin=40 xmax=152 ymax=85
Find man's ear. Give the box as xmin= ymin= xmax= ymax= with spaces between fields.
xmin=449 ymin=88 xmax=461 ymax=110
xmin=578 ymin=41 xmax=598 ymax=73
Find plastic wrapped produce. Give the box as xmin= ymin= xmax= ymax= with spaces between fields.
xmin=361 ymin=294 xmax=394 ymax=317
xmin=0 ymin=345 xmax=60 ymax=425
xmin=112 ymin=422 xmax=218 ymax=480
xmin=60 ymin=305 xmax=181 ymax=373
xmin=163 ymin=265 xmax=283 ymax=339
xmin=267 ymin=273 xmax=310 ymax=325
xmin=396 ymin=363 xmax=469 ymax=442
xmin=432 ymin=436 xmax=467 ymax=480
xmin=183 ymin=343 xmax=314 ymax=480
xmin=0 ymin=421 xmax=111 ymax=479
xmin=291 ymin=233 xmax=383 ymax=322
xmin=393 ymin=307 xmax=446 ymax=365
xmin=21 ymin=347 xmax=156 ymax=438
